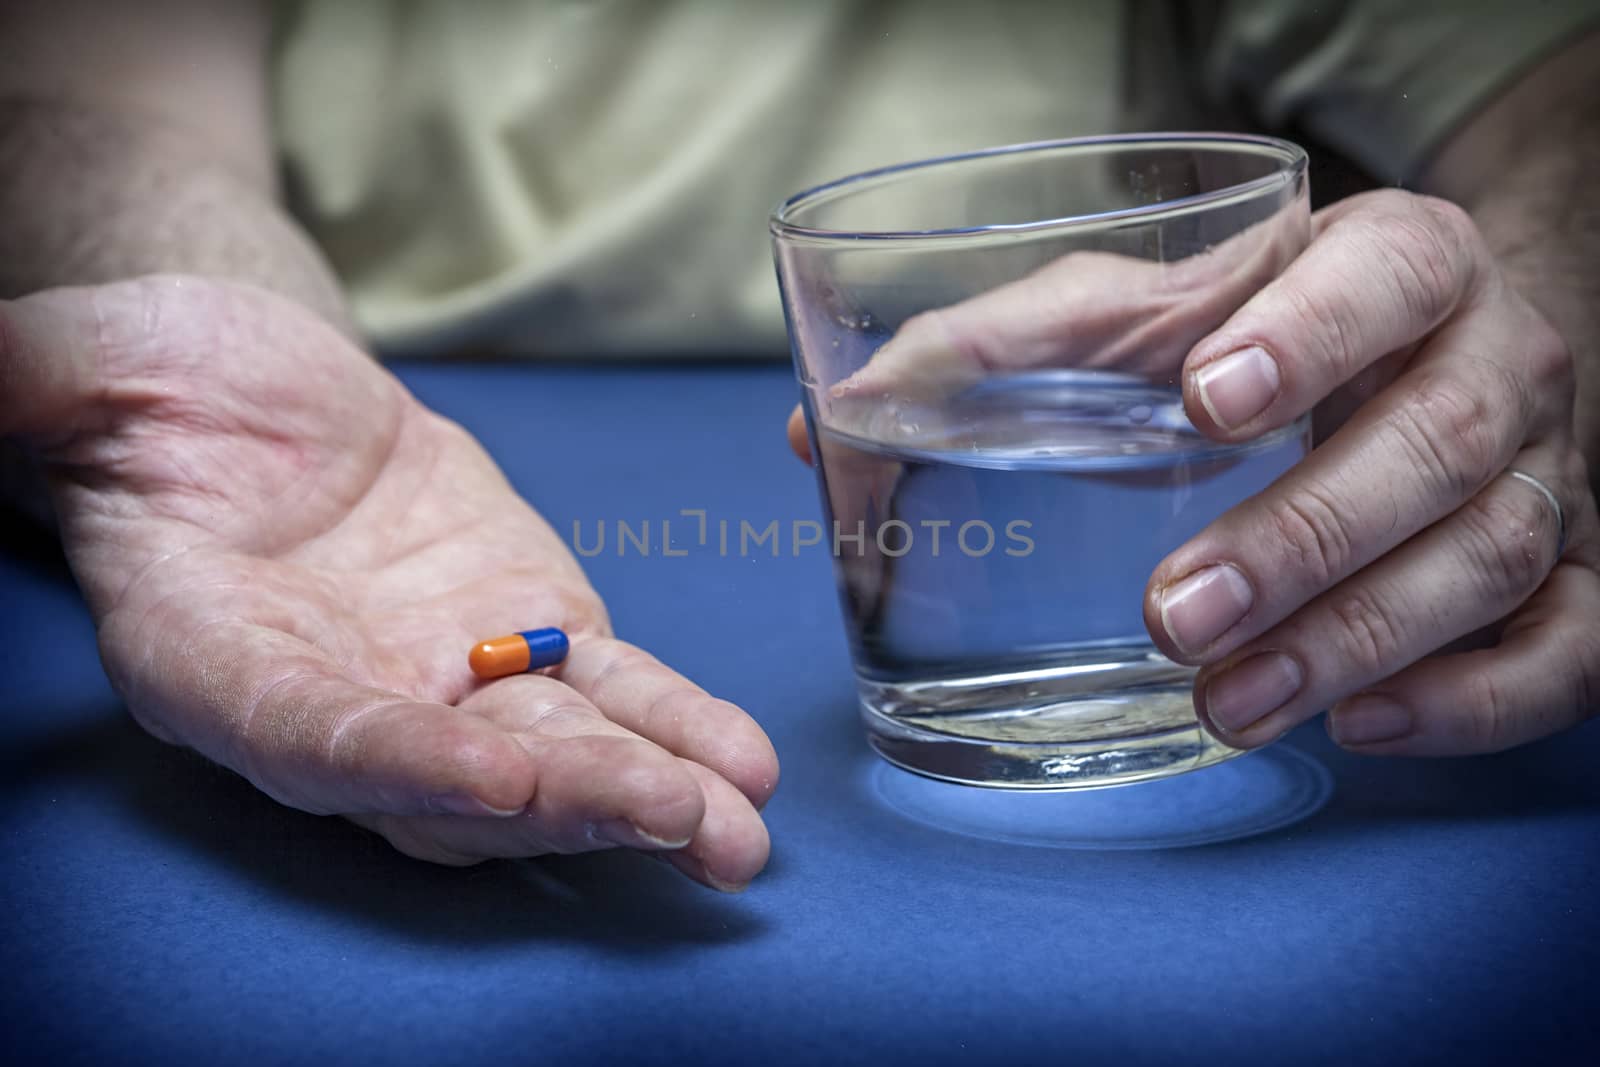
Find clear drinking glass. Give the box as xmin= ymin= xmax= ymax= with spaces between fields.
xmin=771 ymin=134 xmax=1311 ymax=788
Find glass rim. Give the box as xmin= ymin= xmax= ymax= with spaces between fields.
xmin=769 ymin=132 xmax=1307 ymax=245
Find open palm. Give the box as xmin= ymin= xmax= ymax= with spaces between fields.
xmin=2 ymin=276 xmax=776 ymax=890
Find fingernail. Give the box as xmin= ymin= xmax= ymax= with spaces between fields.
xmin=427 ymin=793 xmax=525 ymax=818
xmin=593 ymin=818 xmax=692 ymax=851
xmin=665 ymin=852 xmax=749 ymax=893
xmin=1204 ymin=651 xmax=1303 ymax=733
xmin=1160 ymin=564 xmax=1254 ymax=656
xmin=1329 ymin=695 xmax=1412 ymax=746
xmin=697 ymin=860 xmax=752 ymax=894
xmin=1195 ymin=345 xmax=1281 ymax=429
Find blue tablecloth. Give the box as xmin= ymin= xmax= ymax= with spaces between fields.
xmin=3 ymin=362 xmax=1597 ymax=1066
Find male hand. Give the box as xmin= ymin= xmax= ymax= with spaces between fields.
xmin=787 ymin=190 xmax=1600 ymax=756
xmin=2 ymin=275 xmax=777 ymax=889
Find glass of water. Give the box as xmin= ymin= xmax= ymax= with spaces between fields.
xmin=770 ymin=134 xmax=1311 ymax=788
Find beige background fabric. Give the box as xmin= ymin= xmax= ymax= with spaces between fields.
xmin=271 ymin=0 xmax=1598 ymax=359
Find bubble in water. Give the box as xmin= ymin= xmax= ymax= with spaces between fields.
xmin=1128 ymin=404 xmax=1154 ymax=425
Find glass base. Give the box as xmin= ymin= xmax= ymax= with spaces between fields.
xmin=858 ymin=649 xmax=1244 ymax=789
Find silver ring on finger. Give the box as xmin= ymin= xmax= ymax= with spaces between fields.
xmin=1506 ymin=468 xmax=1568 ymax=559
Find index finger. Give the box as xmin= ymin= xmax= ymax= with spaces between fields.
xmin=820 ymin=220 xmax=1299 ymax=411
xmin=1180 ymin=190 xmax=1489 ymax=440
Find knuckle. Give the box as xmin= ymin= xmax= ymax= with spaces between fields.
xmin=1480 ymin=357 xmax=1539 ymax=449
xmin=1265 ymin=483 xmax=1352 ymax=587
xmin=1322 ymin=586 xmax=1407 ymax=677
xmin=1355 ymin=196 xmax=1474 ymax=327
xmin=1524 ymin=311 xmax=1576 ymax=396
xmin=1412 ymin=193 xmax=1478 ymax=248
xmin=1390 ymin=373 xmax=1505 ymax=500
xmin=1412 ymin=192 xmax=1481 ymax=263
xmin=1456 ymin=487 xmax=1552 ymax=598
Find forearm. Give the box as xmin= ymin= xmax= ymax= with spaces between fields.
xmin=0 ymin=0 xmax=355 ymax=520
xmin=0 ymin=96 xmax=352 ymax=335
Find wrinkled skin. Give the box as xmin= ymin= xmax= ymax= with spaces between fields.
xmin=2 ymin=275 xmax=778 ymax=889
xmin=788 ymin=190 xmax=1600 ymax=755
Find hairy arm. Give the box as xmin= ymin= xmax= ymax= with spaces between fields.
xmin=0 ymin=0 xmax=350 ymax=330
xmin=1421 ymin=27 xmax=1600 ymax=487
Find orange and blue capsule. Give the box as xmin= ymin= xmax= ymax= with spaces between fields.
xmin=468 ymin=627 xmax=570 ymax=680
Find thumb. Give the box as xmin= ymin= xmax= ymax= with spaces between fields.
xmin=0 ymin=287 xmax=107 ymax=439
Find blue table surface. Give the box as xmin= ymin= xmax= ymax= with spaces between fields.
xmin=3 ymin=362 xmax=1597 ymax=1066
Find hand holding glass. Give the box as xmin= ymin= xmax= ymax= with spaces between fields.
xmin=771 ymin=135 xmax=1311 ymax=787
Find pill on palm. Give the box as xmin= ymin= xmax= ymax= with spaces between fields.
xmin=468 ymin=627 xmax=570 ymax=679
